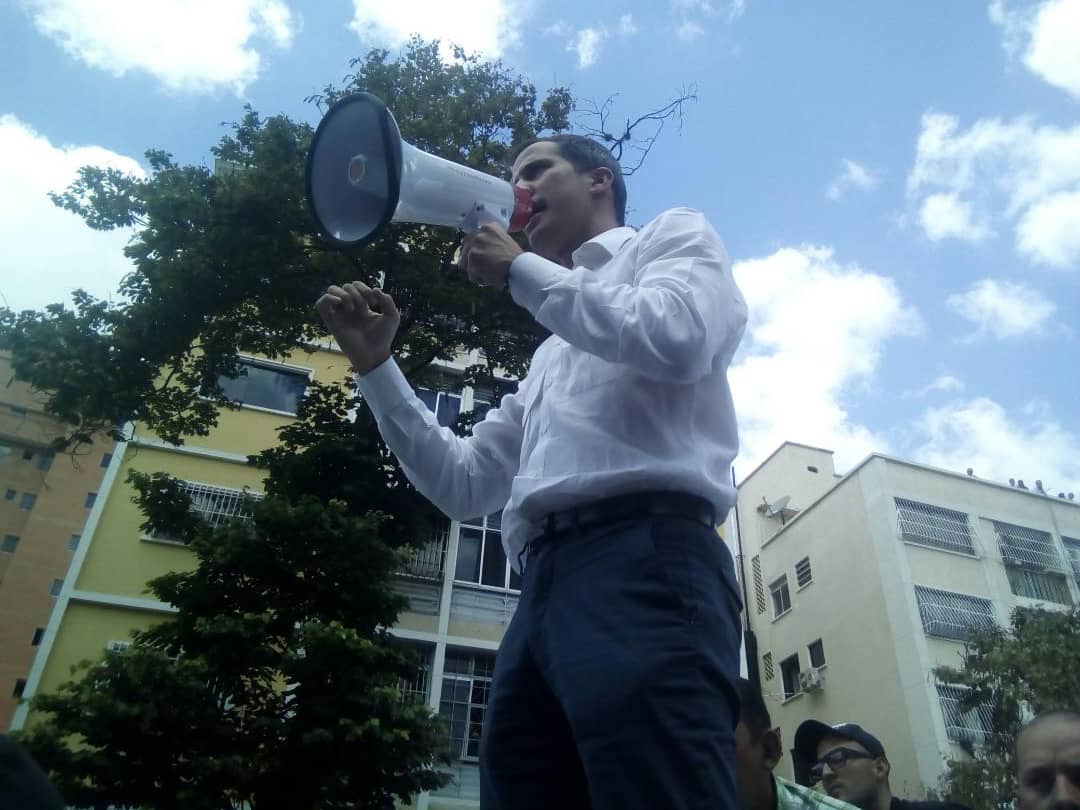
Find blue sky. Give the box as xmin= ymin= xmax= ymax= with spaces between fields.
xmin=2 ymin=0 xmax=1079 ymax=492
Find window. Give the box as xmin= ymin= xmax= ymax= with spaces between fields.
xmin=147 ymin=481 xmax=260 ymax=542
xmin=12 ymin=679 xmax=26 ymax=699
xmin=752 ymin=555 xmax=766 ymax=614
xmin=400 ymin=518 xmax=449 ymax=580
xmin=36 ymin=452 xmax=54 ymax=471
xmin=762 ymin=652 xmax=775 ymax=680
xmin=19 ymin=492 xmax=37 ymax=511
xmin=22 ymin=449 xmax=34 ymax=461
xmin=440 ymin=650 xmax=496 ymax=760
xmin=3 ymin=488 xmax=15 ymax=500
xmin=0 ymin=442 xmax=11 ymax=462
xmin=936 ymin=683 xmax=994 ymax=745
xmin=994 ymin=521 xmax=1064 ymax=570
xmin=31 ymin=628 xmax=44 ymax=646
xmin=1 ymin=535 xmax=18 ymax=553
xmin=770 ymin=575 xmax=791 ymax=618
xmin=216 ymin=359 xmax=309 ymax=415
xmin=101 ymin=452 xmax=113 ymax=468
xmin=1063 ymin=537 xmax=1080 ymax=588
xmin=455 ymin=512 xmax=521 ymax=591
xmin=415 ymin=387 xmax=462 ymax=428
xmin=795 ymin=556 xmax=813 ymax=588
xmin=914 ymin=586 xmax=996 ymax=641
xmin=808 ymin=639 xmax=826 ymax=668
xmin=895 ymin=498 xmax=975 ymax=555
xmin=1007 ymin=567 xmax=1072 ymax=605
xmin=398 ymin=645 xmax=434 ymax=704
xmin=68 ymin=534 xmax=81 ymax=551
xmin=84 ymin=492 xmax=97 ymax=509
xmin=779 ymin=654 xmax=801 ymax=700
xmin=49 ymin=579 xmax=64 ymax=596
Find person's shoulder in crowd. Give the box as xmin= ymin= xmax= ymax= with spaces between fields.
xmin=890 ymin=796 xmax=972 ymax=810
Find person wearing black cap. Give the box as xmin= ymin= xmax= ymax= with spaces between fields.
xmin=793 ymin=721 xmax=970 ymax=810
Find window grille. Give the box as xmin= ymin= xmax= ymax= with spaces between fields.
xmin=400 ymin=519 xmax=449 ymax=580
xmin=440 ymin=651 xmax=496 ymax=760
xmin=1007 ymin=567 xmax=1072 ymax=605
xmin=1063 ymin=537 xmax=1080 ymax=587
xmin=770 ymin=576 xmax=791 ymax=617
xmin=993 ymin=521 xmax=1064 ymax=571
xmin=752 ymin=555 xmax=766 ymax=614
xmin=762 ymin=652 xmax=775 ymax=680
xmin=148 ymin=481 xmax=260 ymax=541
xmin=936 ymin=683 xmax=994 ymax=745
xmin=398 ymin=646 xmax=433 ymax=704
xmin=914 ymin=585 xmax=996 ymax=641
xmin=895 ymin=498 xmax=975 ymax=555
xmin=795 ymin=556 xmax=813 ymax=587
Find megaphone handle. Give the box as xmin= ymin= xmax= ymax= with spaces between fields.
xmin=460 ymin=203 xmax=502 ymax=234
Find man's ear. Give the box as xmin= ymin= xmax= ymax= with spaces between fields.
xmin=763 ymin=728 xmax=784 ymax=770
xmin=874 ymin=757 xmax=891 ymax=783
xmin=589 ymin=166 xmax=614 ymax=196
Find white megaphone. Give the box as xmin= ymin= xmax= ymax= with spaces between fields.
xmin=305 ymin=92 xmax=533 ymax=248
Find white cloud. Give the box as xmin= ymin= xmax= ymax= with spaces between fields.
xmin=991 ymin=0 xmax=1080 ymax=99
xmin=730 ymin=246 xmax=921 ymax=473
xmin=907 ymin=111 xmax=1080 ymax=268
xmin=946 ymin=278 xmax=1056 ymax=340
xmin=617 ymin=14 xmax=638 ymax=35
xmin=348 ymin=0 xmax=521 ymax=58
xmin=905 ymin=374 xmax=966 ymax=399
xmin=569 ymin=27 xmax=606 ymax=68
xmin=826 ymin=158 xmax=880 ymax=201
xmin=21 ymin=0 xmax=296 ymax=94
xmin=675 ymin=19 xmax=706 ymax=40
xmin=0 ymin=115 xmax=144 ymax=312
xmin=919 ymin=193 xmax=993 ymax=242
xmin=913 ymin=396 xmax=1080 ymax=494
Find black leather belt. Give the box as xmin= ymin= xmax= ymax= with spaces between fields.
xmin=542 ymin=491 xmax=716 ymax=539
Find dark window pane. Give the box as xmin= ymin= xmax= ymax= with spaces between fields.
xmin=13 ymin=679 xmax=26 ymax=698
xmin=509 ymin=566 xmax=522 ymax=591
xmin=481 ymin=532 xmax=508 ymax=587
xmin=456 ymin=528 xmax=483 ymax=583
xmin=415 ymin=388 xmax=438 ymax=412
xmin=101 ymin=452 xmax=113 ymax=468
xmin=31 ymin=628 xmax=44 ymax=646
xmin=809 ymin=639 xmax=826 ymax=668
xmin=19 ymin=493 xmax=37 ymax=511
xmin=85 ymin=492 xmax=97 ymax=509
xmin=436 ymin=394 xmax=461 ymax=427
xmin=217 ymin=361 xmax=308 ymax=414
xmin=1 ymin=535 xmax=18 ymax=553
xmin=3 ymin=489 xmax=15 ymax=501
xmin=37 ymin=453 xmax=54 ymax=471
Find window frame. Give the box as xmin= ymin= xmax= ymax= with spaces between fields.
xmin=439 ymin=650 xmax=496 ymax=762
xmin=779 ymin=653 xmax=801 ymax=700
xmin=454 ymin=513 xmax=521 ymax=593
xmin=795 ymin=556 xmax=813 ymax=589
xmin=212 ymin=356 xmax=314 ymax=418
xmin=895 ymin=497 xmax=977 ymax=556
xmin=1 ymin=535 xmax=19 ymax=554
xmin=914 ymin=585 xmax=997 ymax=641
xmin=19 ymin=492 xmax=37 ymax=511
xmin=769 ymin=575 xmax=792 ymax=619
xmin=808 ymin=638 xmax=826 ymax=669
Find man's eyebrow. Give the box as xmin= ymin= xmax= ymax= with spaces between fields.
xmin=511 ymin=157 xmax=551 ymax=183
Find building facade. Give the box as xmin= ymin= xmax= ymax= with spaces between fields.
xmin=0 ymin=351 xmax=112 ymax=728
xmin=729 ymin=442 xmax=1080 ymax=797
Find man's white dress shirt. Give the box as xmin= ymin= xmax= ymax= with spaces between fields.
xmin=356 ymin=207 xmax=747 ymax=569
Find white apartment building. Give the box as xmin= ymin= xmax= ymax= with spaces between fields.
xmin=727 ymin=442 xmax=1080 ymax=798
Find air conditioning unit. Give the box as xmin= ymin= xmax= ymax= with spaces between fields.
xmin=105 ymin=640 xmax=130 ymax=652
xmin=799 ymin=667 xmax=825 ymax=692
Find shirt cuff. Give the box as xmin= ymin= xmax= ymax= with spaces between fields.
xmin=508 ymin=252 xmax=565 ymax=317
xmin=354 ymin=357 xmax=414 ymax=421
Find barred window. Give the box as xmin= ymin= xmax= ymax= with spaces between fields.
xmin=440 ymin=650 xmax=496 ymax=761
xmin=400 ymin=518 xmax=449 ymax=580
xmin=936 ymin=683 xmax=994 ymax=746
xmin=914 ymin=585 xmax=996 ymax=641
xmin=398 ymin=645 xmax=434 ymax=704
xmin=148 ymin=481 xmax=261 ymax=542
xmin=796 ymin=556 xmax=813 ymax=588
xmin=993 ymin=521 xmax=1064 ymax=570
xmin=762 ymin=652 xmax=775 ymax=681
xmin=895 ymin=498 xmax=975 ymax=555
xmin=1063 ymin=537 xmax=1080 ymax=586
xmin=752 ymin=555 xmax=766 ymax=614
xmin=1007 ymin=567 xmax=1072 ymax=605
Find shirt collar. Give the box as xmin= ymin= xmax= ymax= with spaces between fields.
xmin=571 ymin=226 xmax=636 ymax=270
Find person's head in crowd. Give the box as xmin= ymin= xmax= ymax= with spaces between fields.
xmin=795 ymin=720 xmax=890 ymax=810
xmin=735 ymin=677 xmax=785 ymax=810
xmin=1016 ymin=711 xmax=1080 ymax=810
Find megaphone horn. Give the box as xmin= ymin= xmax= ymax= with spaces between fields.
xmin=305 ymin=92 xmax=533 ymax=248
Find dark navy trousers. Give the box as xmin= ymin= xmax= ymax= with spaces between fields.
xmin=478 ymin=514 xmax=742 ymax=810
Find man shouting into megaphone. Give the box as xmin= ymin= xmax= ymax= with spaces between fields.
xmin=317 ymin=134 xmax=748 ymax=810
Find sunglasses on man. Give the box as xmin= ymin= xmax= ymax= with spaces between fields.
xmin=808 ymin=747 xmax=877 ymax=785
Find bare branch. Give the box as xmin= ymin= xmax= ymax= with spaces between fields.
xmin=574 ymin=83 xmax=698 ymax=176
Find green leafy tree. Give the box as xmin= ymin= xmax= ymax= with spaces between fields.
xmin=932 ymin=606 xmax=1080 ymax=810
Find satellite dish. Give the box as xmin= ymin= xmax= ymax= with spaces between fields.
xmin=763 ymin=495 xmax=791 ymax=518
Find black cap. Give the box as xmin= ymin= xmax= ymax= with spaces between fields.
xmin=793 ymin=720 xmax=887 ymax=764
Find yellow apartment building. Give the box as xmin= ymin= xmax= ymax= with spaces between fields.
xmin=0 ymin=351 xmax=113 ymax=728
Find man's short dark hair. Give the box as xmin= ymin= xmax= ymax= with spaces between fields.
xmin=737 ymin=677 xmax=772 ymax=738
xmin=510 ymin=134 xmax=627 ymax=226
xmin=1020 ymin=710 xmax=1080 ymax=739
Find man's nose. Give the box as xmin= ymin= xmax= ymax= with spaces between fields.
xmin=1049 ymin=773 xmax=1080 ymax=810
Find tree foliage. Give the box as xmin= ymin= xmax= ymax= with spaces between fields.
xmin=932 ymin=606 xmax=1080 ymax=810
